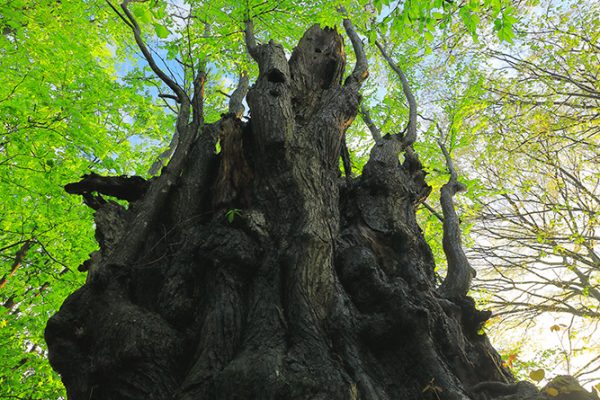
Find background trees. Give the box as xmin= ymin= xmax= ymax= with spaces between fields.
xmin=0 ymin=1 xmax=173 ymax=396
xmin=392 ymin=0 xmax=599 ymax=384
xmin=466 ymin=1 xmax=600 ymax=383
xmin=0 ymin=0 xmax=598 ymax=398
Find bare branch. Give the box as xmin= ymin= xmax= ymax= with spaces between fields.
xmin=342 ymin=17 xmax=369 ymax=87
xmin=228 ymin=72 xmax=250 ymax=118
xmin=117 ymin=0 xmax=187 ymax=103
xmin=244 ymin=19 xmax=259 ymax=61
xmin=376 ymin=41 xmax=417 ymax=146
xmin=65 ymin=173 xmax=150 ymax=202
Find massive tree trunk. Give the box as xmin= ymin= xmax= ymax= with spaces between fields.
xmin=45 ymin=24 xmax=576 ymax=400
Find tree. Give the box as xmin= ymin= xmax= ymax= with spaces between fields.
xmin=38 ymin=1 xmax=600 ymax=399
xmin=459 ymin=1 xmax=600 ymax=382
xmin=1 ymin=0 xmax=597 ymax=398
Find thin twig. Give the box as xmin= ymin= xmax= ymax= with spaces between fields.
xmin=360 ymin=104 xmax=382 ymax=142
xmin=422 ymin=201 xmax=444 ymax=222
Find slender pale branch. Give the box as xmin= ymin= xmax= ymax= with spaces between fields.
xmin=342 ymin=17 xmax=368 ymax=87
xmin=244 ymin=19 xmax=259 ymax=61
xmin=228 ymin=72 xmax=250 ymax=118
xmin=376 ymin=41 xmax=417 ymax=146
xmin=148 ymin=127 xmax=179 ymax=176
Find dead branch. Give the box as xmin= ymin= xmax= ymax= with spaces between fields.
xmin=65 ymin=173 xmax=150 ymax=202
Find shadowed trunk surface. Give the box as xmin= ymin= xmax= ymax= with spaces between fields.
xmin=45 ymin=24 xmax=583 ymax=400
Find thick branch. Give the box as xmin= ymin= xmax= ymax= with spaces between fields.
xmin=107 ymin=123 xmax=200 ymax=269
xmin=65 ymin=173 xmax=150 ymax=203
xmin=437 ymin=140 xmax=475 ymax=298
xmin=439 ymin=140 xmax=459 ymax=183
xmin=342 ymin=17 xmax=368 ymax=87
xmin=148 ymin=128 xmax=179 ymax=176
xmin=244 ymin=19 xmax=259 ymax=61
xmin=376 ymin=41 xmax=417 ymax=146
xmin=149 ymin=70 xmax=205 ymax=176
xmin=191 ymin=70 xmax=206 ymax=128
xmin=228 ymin=72 xmax=250 ymax=118
xmin=158 ymin=93 xmax=180 ymax=103
xmin=149 ymin=72 xmax=203 ymax=177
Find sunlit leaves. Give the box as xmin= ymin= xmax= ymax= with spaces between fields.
xmin=453 ymin=1 xmax=600 ymax=385
xmin=154 ymin=23 xmax=170 ymax=38
xmin=0 ymin=1 xmax=173 ymax=398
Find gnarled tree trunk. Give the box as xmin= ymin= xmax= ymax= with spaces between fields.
xmin=45 ymin=23 xmax=563 ymax=400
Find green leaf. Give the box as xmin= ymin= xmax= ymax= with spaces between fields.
xmin=529 ymin=369 xmax=545 ymax=382
xmin=154 ymin=24 xmax=170 ymax=39
xmin=132 ymin=7 xmax=152 ymax=24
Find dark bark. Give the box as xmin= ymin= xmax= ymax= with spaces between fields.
xmin=45 ymin=23 xmax=594 ymax=400
xmin=64 ymin=173 xmax=150 ymax=202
